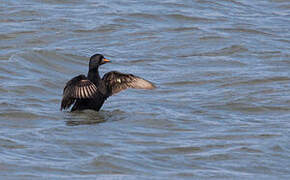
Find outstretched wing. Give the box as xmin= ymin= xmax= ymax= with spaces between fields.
xmin=60 ymin=75 xmax=98 ymax=110
xmin=102 ymin=71 xmax=156 ymax=96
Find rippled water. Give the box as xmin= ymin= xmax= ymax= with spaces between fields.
xmin=0 ymin=0 xmax=290 ymax=179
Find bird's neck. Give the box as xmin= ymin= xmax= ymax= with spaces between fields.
xmin=88 ymin=67 xmax=101 ymax=85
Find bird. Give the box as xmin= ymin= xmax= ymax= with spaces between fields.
xmin=60 ymin=54 xmax=156 ymax=111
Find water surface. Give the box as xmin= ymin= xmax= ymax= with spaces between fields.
xmin=0 ymin=0 xmax=290 ymax=179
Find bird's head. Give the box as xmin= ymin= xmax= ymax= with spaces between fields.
xmin=89 ymin=54 xmax=110 ymax=69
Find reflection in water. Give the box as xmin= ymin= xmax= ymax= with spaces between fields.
xmin=64 ymin=109 xmax=126 ymax=126
xmin=65 ymin=112 xmax=106 ymax=126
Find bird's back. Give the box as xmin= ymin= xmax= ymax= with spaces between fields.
xmin=71 ymin=94 xmax=107 ymax=111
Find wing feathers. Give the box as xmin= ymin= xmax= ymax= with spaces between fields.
xmin=61 ymin=71 xmax=156 ymax=110
xmin=61 ymin=75 xmax=98 ymax=110
xmin=128 ymin=77 xmax=156 ymax=90
xmin=102 ymin=71 xmax=156 ymax=96
xmin=83 ymin=87 xmax=88 ymax=97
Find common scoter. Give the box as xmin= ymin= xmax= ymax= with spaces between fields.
xmin=60 ymin=54 xmax=156 ymax=111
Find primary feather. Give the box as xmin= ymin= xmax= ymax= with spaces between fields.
xmin=102 ymin=71 xmax=156 ymax=95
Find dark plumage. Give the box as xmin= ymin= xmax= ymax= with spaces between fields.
xmin=60 ymin=54 xmax=156 ymax=111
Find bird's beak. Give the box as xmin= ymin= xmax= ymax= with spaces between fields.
xmin=103 ymin=58 xmax=110 ymax=63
